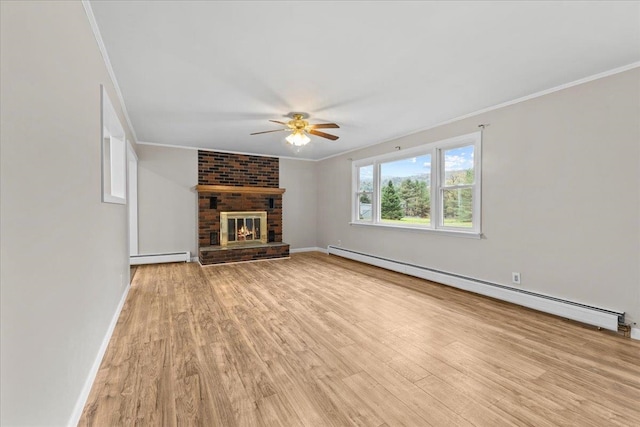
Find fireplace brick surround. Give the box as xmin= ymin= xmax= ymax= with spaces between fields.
xmin=198 ymin=151 xmax=279 ymax=188
xmin=197 ymin=151 xmax=289 ymax=265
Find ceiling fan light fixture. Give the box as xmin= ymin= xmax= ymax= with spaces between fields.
xmin=285 ymin=131 xmax=310 ymax=147
xmin=251 ymin=112 xmax=339 ymax=144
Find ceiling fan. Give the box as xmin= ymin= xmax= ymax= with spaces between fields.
xmin=250 ymin=113 xmax=340 ymax=146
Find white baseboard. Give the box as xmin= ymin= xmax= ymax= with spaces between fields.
xmin=327 ymin=245 xmax=623 ymax=332
xmin=67 ymin=284 xmax=130 ymax=426
xmin=290 ymin=246 xmax=328 ymax=254
xmin=632 ymin=327 xmax=640 ymax=341
xmin=130 ymin=251 xmax=190 ymax=265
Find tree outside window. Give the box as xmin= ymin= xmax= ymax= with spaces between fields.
xmin=381 ymin=181 xmax=403 ymax=220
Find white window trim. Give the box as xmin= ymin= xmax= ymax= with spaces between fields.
xmin=351 ymin=131 xmax=482 ymax=237
xmin=101 ymin=85 xmax=127 ymax=205
xmin=354 ymin=164 xmax=375 ymax=223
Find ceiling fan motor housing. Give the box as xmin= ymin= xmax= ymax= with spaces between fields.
xmin=289 ymin=114 xmax=309 ymax=131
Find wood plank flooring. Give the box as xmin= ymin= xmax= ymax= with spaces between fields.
xmin=80 ymin=252 xmax=640 ymax=426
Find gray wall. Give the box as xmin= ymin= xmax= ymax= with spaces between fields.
xmin=280 ymin=159 xmax=318 ymax=249
xmin=0 ymin=2 xmax=135 ymax=425
xmin=136 ymin=149 xmax=318 ymax=254
xmin=317 ymin=68 xmax=640 ymax=325
xmin=137 ymin=144 xmax=198 ymax=256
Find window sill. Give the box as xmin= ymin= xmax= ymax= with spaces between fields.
xmin=348 ymin=221 xmax=482 ymax=239
xmin=103 ymin=194 xmax=126 ymax=205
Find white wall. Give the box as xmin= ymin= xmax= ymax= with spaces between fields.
xmin=317 ymin=68 xmax=640 ymax=326
xmin=280 ymin=159 xmax=318 ymax=249
xmin=137 ymin=144 xmax=198 ymax=256
xmin=0 ymin=2 xmax=135 ymax=425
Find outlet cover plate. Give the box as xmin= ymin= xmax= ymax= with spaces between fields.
xmin=512 ymin=272 xmax=521 ymax=285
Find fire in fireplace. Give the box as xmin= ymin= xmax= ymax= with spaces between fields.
xmin=220 ymin=211 xmax=267 ymax=246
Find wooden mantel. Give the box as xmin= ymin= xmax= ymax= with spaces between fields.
xmin=195 ymin=185 xmax=286 ymax=194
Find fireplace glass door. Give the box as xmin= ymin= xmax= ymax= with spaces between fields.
xmin=220 ymin=211 xmax=267 ymax=246
xmin=227 ymin=217 xmax=261 ymax=243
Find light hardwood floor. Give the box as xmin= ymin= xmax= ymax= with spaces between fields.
xmin=80 ymin=252 xmax=640 ymax=426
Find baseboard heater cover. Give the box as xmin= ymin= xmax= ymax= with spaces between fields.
xmin=130 ymin=251 xmax=191 ymax=265
xmin=327 ymin=245 xmax=624 ymax=331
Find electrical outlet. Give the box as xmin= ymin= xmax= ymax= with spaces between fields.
xmin=512 ymin=272 xmax=521 ymax=285
xmin=338 ymin=240 xmax=342 ymax=246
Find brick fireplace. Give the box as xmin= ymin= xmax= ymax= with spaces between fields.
xmin=197 ymin=151 xmax=289 ymax=265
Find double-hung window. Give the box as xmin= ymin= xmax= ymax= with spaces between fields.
xmin=356 ymin=165 xmax=374 ymax=221
xmin=352 ymin=131 xmax=481 ymax=236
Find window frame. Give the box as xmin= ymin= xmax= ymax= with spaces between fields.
xmin=351 ymin=131 xmax=482 ymax=238
xmin=101 ymin=85 xmax=127 ymax=204
xmin=355 ymin=164 xmax=375 ymax=222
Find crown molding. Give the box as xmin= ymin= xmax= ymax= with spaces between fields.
xmin=317 ymin=61 xmax=640 ymax=162
xmin=137 ymin=141 xmax=317 ymax=162
xmin=143 ymin=61 xmax=640 ymax=163
xmin=82 ymin=0 xmax=138 ymax=143
xmin=79 ymin=6 xmax=638 ymax=165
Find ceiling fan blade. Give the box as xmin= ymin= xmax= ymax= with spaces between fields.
xmin=308 ymin=129 xmax=339 ymax=141
xmin=308 ymin=123 xmax=340 ymax=129
xmin=269 ymin=120 xmax=288 ymax=126
xmin=250 ymin=129 xmax=286 ymax=135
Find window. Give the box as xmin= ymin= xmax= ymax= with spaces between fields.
xmin=101 ymin=85 xmax=127 ymax=204
xmin=103 ymin=136 xmax=126 ymax=201
xmin=356 ymin=165 xmax=373 ymax=221
xmin=380 ymin=154 xmax=431 ymax=226
xmin=441 ymin=145 xmax=475 ymax=228
xmin=352 ymin=132 xmax=481 ymax=236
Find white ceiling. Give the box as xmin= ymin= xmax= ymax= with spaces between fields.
xmin=89 ymin=1 xmax=640 ymax=160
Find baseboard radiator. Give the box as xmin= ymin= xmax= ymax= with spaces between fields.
xmin=130 ymin=251 xmax=191 ymax=265
xmin=327 ymin=245 xmax=624 ymax=331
